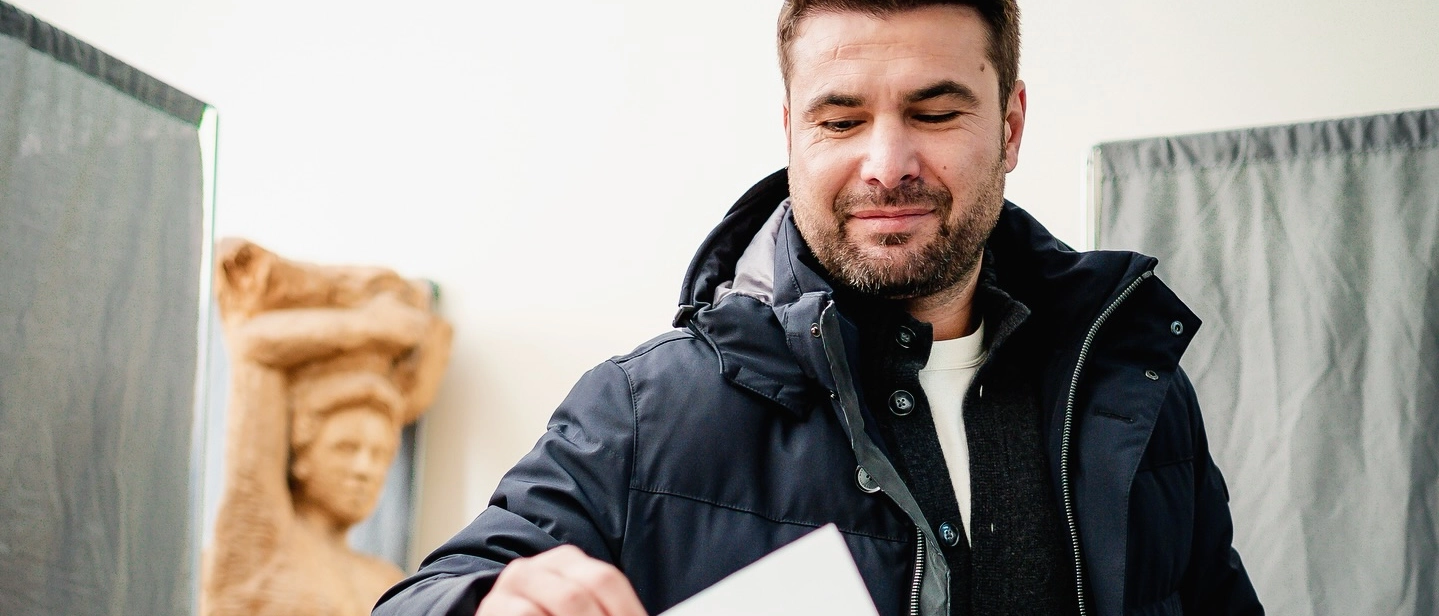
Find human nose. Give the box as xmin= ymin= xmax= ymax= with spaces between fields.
xmin=859 ymin=118 xmax=920 ymax=189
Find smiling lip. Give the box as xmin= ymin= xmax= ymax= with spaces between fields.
xmin=849 ymin=207 xmax=933 ymax=219
xmin=846 ymin=208 xmax=934 ymax=236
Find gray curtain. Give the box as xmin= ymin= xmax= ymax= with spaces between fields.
xmin=1094 ymin=109 xmax=1439 ymax=615
xmin=0 ymin=3 xmax=208 ymax=614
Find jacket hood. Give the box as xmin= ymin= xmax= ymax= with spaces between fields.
xmin=675 ymin=169 xmax=794 ymax=323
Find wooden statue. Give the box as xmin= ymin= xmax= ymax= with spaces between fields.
xmin=202 ymin=238 xmax=453 ymax=616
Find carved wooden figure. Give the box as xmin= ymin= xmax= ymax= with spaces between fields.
xmin=202 ymin=239 xmax=452 ymax=616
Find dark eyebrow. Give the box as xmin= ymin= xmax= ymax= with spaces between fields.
xmin=804 ymin=92 xmax=865 ymax=116
xmin=906 ymin=80 xmax=980 ymax=106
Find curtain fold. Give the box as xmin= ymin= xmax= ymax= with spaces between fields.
xmin=1094 ymin=108 xmax=1439 ymax=616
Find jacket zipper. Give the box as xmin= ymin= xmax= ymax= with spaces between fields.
xmin=1061 ymin=269 xmax=1153 ymax=616
xmin=909 ymin=524 xmax=926 ymax=616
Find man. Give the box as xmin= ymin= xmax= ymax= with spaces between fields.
xmin=375 ymin=1 xmax=1263 ymax=615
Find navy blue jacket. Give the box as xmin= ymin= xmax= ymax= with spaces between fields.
xmin=374 ymin=170 xmax=1261 ymax=616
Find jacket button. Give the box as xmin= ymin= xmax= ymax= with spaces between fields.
xmin=1170 ymin=321 xmax=1184 ymax=335
xmin=810 ymin=323 xmax=821 ymax=338
xmin=889 ymin=390 xmax=916 ymax=416
xmin=896 ymin=326 xmax=915 ymax=348
xmin=855 ymin=466 xmax=881 ymax=494
xmin=1145 ymin=369 xmax=1160 ymax=381
xmin=938 ymin=522 xmax=961 ymax=547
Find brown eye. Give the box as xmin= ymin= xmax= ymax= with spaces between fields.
xmin=822 ymin=120 xmax=862 ymax=132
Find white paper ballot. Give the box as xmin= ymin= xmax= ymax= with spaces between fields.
xmin=660 ymin=524 xmax=881 ymax=616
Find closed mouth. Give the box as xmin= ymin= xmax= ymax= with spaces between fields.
xmin=848 ymin=207 xmax=933 ymax=219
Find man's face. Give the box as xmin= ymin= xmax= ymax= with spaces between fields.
xmin=784 ymin=6 xmax=1026 ymax=299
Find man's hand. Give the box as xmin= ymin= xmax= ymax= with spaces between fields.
xmin=477 ymin=545 xmax=648 ymax=616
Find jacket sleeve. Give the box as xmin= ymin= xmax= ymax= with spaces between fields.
xmin=373 ymin=360 xmax=637 ymax=616
xmin=1176 ymin=370 xmax=1264 ymax=615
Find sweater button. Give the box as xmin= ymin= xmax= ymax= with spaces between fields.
xmin=855 ymin=466 xmax=881 ymax=494
xmin=889 ymin=390 xmax=916 ymax=416
xmin=938 ymin=522 xmax=961 ymax=547
xmin=895 ymin=326 xmax=915 ymax=348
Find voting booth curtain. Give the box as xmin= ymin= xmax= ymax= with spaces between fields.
xmin=0 ymin=3 xmax=210 ymax=614
xmin=1094 ymin=108 xmax=1439 ymax=615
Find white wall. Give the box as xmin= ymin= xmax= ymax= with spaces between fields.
xmin=14 ymin=0 xmax=1439 ymax=567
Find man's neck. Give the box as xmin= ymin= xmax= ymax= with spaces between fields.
xmin=904 ymin=266 xmax=982 ymax=341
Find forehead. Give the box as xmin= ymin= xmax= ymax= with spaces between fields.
xmin=788 ymin=6 xmax=994 ymax=97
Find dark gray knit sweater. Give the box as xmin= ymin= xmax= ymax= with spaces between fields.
xmin=841 ymin=262 xmax=1078 ymax=616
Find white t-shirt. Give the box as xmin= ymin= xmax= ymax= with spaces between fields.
xmin=917 ymin=320 xmax=987 ymax=543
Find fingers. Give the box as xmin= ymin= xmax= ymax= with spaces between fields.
xmin=538 ymin=547 xmax=648 ymax=616
xmin=501 ymin=555 xmax=608 ymax=616
xmin=477 ymin=545 xmax=647 ymax=616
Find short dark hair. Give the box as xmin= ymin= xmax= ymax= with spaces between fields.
xmin=777 ymin=0 xmax=1021 ymax=108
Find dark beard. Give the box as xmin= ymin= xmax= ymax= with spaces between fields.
xmin=805 ymin=158 xmax=1006 ymax=300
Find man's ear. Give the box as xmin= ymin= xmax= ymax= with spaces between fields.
xmin=783 ymin=103 xmax=792 ymax=156
xmin=1002 ymin=79 xmax=1027 ymax=173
